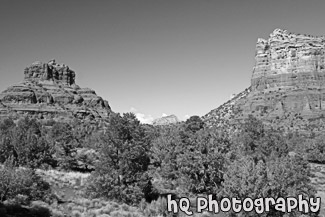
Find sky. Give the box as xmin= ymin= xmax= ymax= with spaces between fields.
xmin=1 ymin=0 xmax=325 ymax=123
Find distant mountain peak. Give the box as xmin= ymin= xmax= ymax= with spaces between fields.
xmin=152 ymin=114 xmax=179 ymax=126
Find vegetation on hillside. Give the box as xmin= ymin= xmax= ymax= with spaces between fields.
xmin=0 ymin=114 xmax=321 ymax=216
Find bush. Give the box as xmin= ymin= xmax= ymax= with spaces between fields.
xmin=0 ymin=117 xmax=55 ymax=168
xmin=150 ymin=124 xmax=228 ymax=195
xmin=0 ymin=157 xmax=51 ymax=203
xmin=231 ymin=115 xmax=288 ymax=162
xmin=222 ymin=155 xmax=316 ymax=217
xmin=303 ymin=135 xmax=325 ymax=163
xmin=176 ymin=128 xmax=228 ymax=194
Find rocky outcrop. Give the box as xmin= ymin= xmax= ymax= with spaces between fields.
xmin=152 ymin=115 xmax=179 ymax=126
xmin=203 ymin=29 xmax=325 ymax=133
xmin=0 ymin=60 xmax=112 ymax=122
xmin=243 ymin=29 xmax=325 ymax=119
xmin=252 ymin=29 xmax=325 ymax=91
xmin=24 ymin=60 xmax=76 ymax=86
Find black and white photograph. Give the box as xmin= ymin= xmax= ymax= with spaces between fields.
xmin=0 ymin=0 xmax=324 ymax=216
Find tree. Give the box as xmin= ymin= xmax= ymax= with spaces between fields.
xmin=49 ymin=122 xmax=78 ymax=169
xmin=223 ymin=153 xmax=316 ymax=216
xmin=12 ymin=117 xmax=54 ymax=168
xmin=184 ymin=115 xmax=204 ymax=133
xmin=232 ymin=115 xmax=265 ymax=157
xmin=150 ymin=124 xmax=230 ymax=196
xmin=86 ymin=113 xmax=151 ymax=205
xmin=176 ymin=128 xmax=228 ymax=195
xmin=0 ymin=117 xmax=54 ymax=168
xmin=0 ymin=118 xmax=15 ymax=163
xmin=223 ymin=156 xmax=266 ymax=200
xmin=231 ymin=116 xmax=288 ymax=162
xmin=149 ymin=124 xmax=184 ymax=193
xmin=223 ymin=116 xmax=315 ymax=216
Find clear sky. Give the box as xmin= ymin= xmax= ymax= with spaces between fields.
xmin=1 ymin=0 xmax=325 ymax=123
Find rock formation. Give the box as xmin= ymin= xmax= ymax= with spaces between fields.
xmin=152 ymin=115 xmax=180 ymax=126
xmin=0 ymin=60 xmax=112 ymax=122
xmin=24 ymin=60 xmax=76 ymax=86
xmin=203 ymin=29 xmax=325 ymax=133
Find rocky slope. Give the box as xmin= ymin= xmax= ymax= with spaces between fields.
xmin=152 ymin=114 xmax=180 ymax=126
xmin=0 ymin=60 xmax=112 ymax=122
xmin=203 ymin=88 xmax=250 ymax=128
xmin=203 ymin=29 xmax=325 ymax=132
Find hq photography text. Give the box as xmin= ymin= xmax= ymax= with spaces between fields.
xmin=167 ymin=194 xmax=321 ymax=215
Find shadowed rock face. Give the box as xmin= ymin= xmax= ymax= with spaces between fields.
xmin=0 ymin=60 xmax=112 ymax=122
xmin=204 ymin=29 xmax=325 ymax=132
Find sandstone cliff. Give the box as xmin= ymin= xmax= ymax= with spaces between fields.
xmin=203 ymin=29 xmax=325 ymax=133
xmin=0 ymin=60 xmax=112 ymax=122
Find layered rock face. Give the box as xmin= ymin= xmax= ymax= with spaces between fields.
xmin=0 ymin=60 xmax=112 ymax=122
xmin=204 ymin=29 xmax=325 ymax=132
xmin=242 ymin=29 xmax=325 ymax=119
xmin=251 ymin=29 xmax=325 ymax=91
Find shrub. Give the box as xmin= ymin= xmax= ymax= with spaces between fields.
xmin=0 ymin=117 xmax=55 ymax=168
xmin=222 ymin=155 xmax=316 ymax=217
xmin=303 ymin=135 xmax=325 ymax=163
xmin=0 ymin=157 xmax=51 ymax=203
xmin=150 ymin=124 xmax=228 ymax=195
xmin=141 ymin=197 xmax=173 ymax=217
